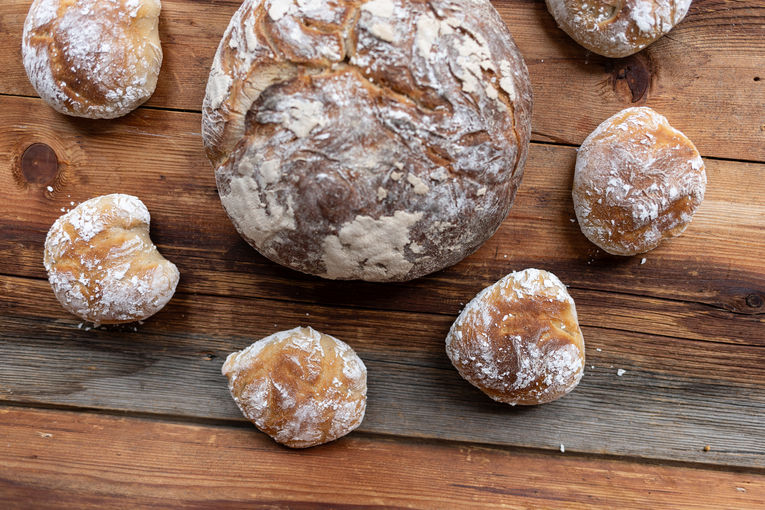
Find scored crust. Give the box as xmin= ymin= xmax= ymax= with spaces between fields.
xmin=202 ymin=0 xmax=533 ymax=282
xmin=446 ymin=269 xmax=585 ymax=405
xmin=22 ymin=0 xmax=162 ymax=119
xmin=222 ymin=326 xmax=367 ymax=448
xmin=43 ymin=194 xmax=179 ymax=325
xmin=545 ymin=0 xmax=692 ymax=58
xmin=572 ymin=107 xmax=706 ymax=256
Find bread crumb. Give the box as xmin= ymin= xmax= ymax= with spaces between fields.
xmin=407 ymin=174 xmax=429 ymax=195
xmin=616 ymin=369 xmax=626 ymax=376
xmin=377 ymin=187 xmax=388 ymax=200
xmin=390 ymin=171 xmax=403 ymax=181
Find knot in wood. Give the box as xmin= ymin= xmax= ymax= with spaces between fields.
xmin=745 ymin=293 xmax=763 ymax=309
xmin=607 ymin=53 xmax=652 ymax=103
xmin=21 ymin=143 xmax=59 ymax=185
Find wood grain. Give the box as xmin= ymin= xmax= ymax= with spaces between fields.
xmin=1 ymin=0 xmax=764 ymax=502
xmin=0 ymin=274 xmax=762 ymax=467
xmin=0 ymin=95 xmax=763 ymax=325
xmin=1 ymin=406 xmax=763 ymax=510
xmin=0 ymin=0 xmax=763 ymax=161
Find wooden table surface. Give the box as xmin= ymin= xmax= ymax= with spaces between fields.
xmin=1 ymin=0 xmax=763 ymax=507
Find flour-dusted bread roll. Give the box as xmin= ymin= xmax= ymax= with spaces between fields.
xmin=446 ymin=269 xmax=585 ymax=405
xmin=22 ymin=0 xmax=162 ymax=119
xmin=573 ymin=107 xmax=706 ymax=256
xmin=44 ymin=194 xmax=179 ymax=325
xmin=222 ymin=327 xmax=367 ymax=448
xmin=545 ymin=0 xmax=692 ymax=58
xmin=202 ymin=0 xmax=532 ymax=282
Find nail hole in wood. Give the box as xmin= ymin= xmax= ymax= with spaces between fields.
xmin=21 ymin=143 xmax=59 ymax=185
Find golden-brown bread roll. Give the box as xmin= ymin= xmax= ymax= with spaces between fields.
xmin=43 ymin=194 xmax=179 ymax=325
xmin=446 ymin=269 xmax=585 ymax=405
xmin=222 ymin=327 xmax=367 ymax=448
xmin=22 ymin=0 xmax=162 ymax=119
xmin=545 ymin=0 xmax=691 ymax=57
xmin=202 ymin=0 xmax=533 ymax=282
xmin=573 ymin=107 xmax=706 ymax=256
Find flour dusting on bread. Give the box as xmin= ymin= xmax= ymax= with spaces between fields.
xmin=203 ymin=0 xmax=533 ymax=281
xmin=22 ymin=0 xmax=162 ymax=118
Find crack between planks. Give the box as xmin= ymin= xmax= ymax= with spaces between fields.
xmin=0 ymin=401 xmax=762 ymax=474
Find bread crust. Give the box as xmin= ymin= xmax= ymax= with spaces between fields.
xmin=573 ymin=107 xmax=706 ymax=256
xmin=203 ymin=0 xmax=532 ymax=281
xmin=222 ymin=327 xmax=367 ymax=448
xmin=43 ymin=194 xmax=179 ymax=325
xmin=446 ymin=269 xmax=585 ymax=405
xmin=22 ymin=0 xmax=162 ymax=119
xmin=545 ymin=0 xmax=691 ymax=58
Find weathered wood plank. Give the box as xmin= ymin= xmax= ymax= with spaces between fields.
xmin=1 ymin=95 xmax=762 ymax=330
xmin=0 ymin=275 xmax=762 ymax=467
xmin=507 ymin=0 xmax=765 ymax=162
xmin=0 ymin=0 xmax=762 ymax=161
xmin=1 ymin=406 xmax=763 ymax=509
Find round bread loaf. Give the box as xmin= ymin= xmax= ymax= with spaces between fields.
xmin=446 ymin=269 xmax=585 ymax=405
xmin=22 ymin=0 xmax=162 ymax=119
xmin=222 ymin=327 xmax=367 ymax=448
xmin=573 ymin=107 xmax=706 ymax=256
xmin=202 ymin=0 xmax=532 ymax=282
xmin=43 ymin=194 xmax=179 ymax=325
xmin=545 ymin=0 xmax=691 ymax=58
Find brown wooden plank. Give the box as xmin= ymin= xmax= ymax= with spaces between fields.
xmin=506 ymin=0 xmax=765 ymax=162
xmin=0 ymin=275 xmax=762 ymax=467
xmin=0 ymin=0 xmax=763 ymax=162
xmin=1 ymin=406 xmax=763 ymax=509
xmin=1 ymin=95 xmax=762 ymax=332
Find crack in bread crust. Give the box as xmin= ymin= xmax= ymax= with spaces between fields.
xmin=203 ymin=0 xmax=533 ymax=282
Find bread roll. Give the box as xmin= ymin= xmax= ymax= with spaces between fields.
xmin=43 ymin=194 xmax=179 ymax=325
xmin=22 ymin=0 xmax=162 ymax=119
xmin=573 ymin=107 xmax=706 ymax=256
xmin=202 ymin=0 xmax=532 ymax=282
xmin=446 ymin=269 xmax=585 ymax=405
xmin=222 ymin=327 xmax=367 ymax=448
xmin=545 ymin=0 xmax=691 ymax=58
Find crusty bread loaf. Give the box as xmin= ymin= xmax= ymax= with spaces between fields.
xmin=22 ymin=0 xmax=162 ymax=119
xmin=446 ymin=269 xmax=585 ymax=405
xmin=222 ymin=327 xmax=367 ymax=448
xmin=202 ymin=0 xmax=532 ymax=282
xmin=573 ymin=107 xmax=706 ymax=256
xmin=545 ymin=0 xmax=691 ymax=58
xmin=43 ymin=194 xmax=179 ymax=325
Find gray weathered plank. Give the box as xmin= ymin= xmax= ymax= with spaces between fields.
xmin=0 ymin=275 xmax=762 ymax=467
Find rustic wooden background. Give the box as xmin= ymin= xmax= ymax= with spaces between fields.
xmin=1 ymin=0 xmax=763 ymax=507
